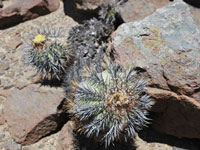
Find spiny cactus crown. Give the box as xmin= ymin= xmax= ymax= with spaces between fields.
xmin=68 ymin=59 xmax=155 ymax=147
xmin=24 ymin=28 xmax=73 ymax=80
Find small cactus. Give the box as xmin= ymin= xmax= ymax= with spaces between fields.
xmin=98 ymin=0 xmax=125 ymax=26
xmin=68 ymin=18 xmax=112 ymax=61
xmin=24 ymin=28 xmax=73 ymax=80
xmin=63 ymin=1 xmax=125 ymax=87
xmin=67 ymin=59 xmax=155 ymax=147
xmin=98 ymin=2 xmax=118 ymax=25
xmin=63 ymin=18 xmax=114 ymax=87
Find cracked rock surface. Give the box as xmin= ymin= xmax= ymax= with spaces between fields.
xmin=112 ymin=0 xmax=200 ymax=139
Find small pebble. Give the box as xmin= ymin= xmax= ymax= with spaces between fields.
xmin=49 ymin=138 xmax=54 ymax=145
xmin=38 ymin=143 xmax=44 ymax=148
xmin=1 ymin=64 xmax=10 ymax=71
xmin=0 ymin=134 xmax=5 ymax=140
xmin=0 ymin=55 xmax=6 ymax=61
xmin=3 ymin=83 xmax=16 ymax=89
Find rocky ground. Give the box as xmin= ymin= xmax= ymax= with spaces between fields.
xmin=0 ymin=0 xmax=200 ymax=150
xmin=0 ymin=2 xmax=76 ymax=150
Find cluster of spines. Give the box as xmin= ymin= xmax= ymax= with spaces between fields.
xmin=67 ymin=59 xmax=155 ymax=147
xmin=24 ymin=28 xmax=74 ymax=80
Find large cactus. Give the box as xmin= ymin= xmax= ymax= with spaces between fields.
xmin=67 ymin=59 xmax=155 ymax=147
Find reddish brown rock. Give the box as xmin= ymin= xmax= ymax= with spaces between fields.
xmin=56 ymin=121 xmax=76 ymax=150
xmin=0 ymin=0 xmax=60 ymax=29
xmin=147 ymin=88 xmax=200 ymax=138
xmin=70 ymin=0 xmax=200 ymax=26
xmin=116 ymin=0 xmax=158 ymax=23
xmin=117 ymin=0 xmax=200 ymax=26
xmin=112 ymin=0 xmax=200 ymax=139
xmin=3 ymin=84 xmax=66 ymax=145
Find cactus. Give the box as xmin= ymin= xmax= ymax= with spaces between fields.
xmin=63 ymin=1 xmax=125 ymax=87
xmin=98 ymin=2 xmax=118 ymax=25
xmin=23 ymin=28 xmax=73 ymax=80
xmin=67 ymin=59 xmax=155 ymax=148
xmin=63 ymin=17 xmax=114 ymax=88
xmin=68 ymin=18 xmax=112 ymax=61
xmin=98 ymin=0 xmax=126 ymax=27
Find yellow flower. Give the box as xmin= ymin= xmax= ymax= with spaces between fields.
xmin=33 ymin=34 xmax=46 ymax=44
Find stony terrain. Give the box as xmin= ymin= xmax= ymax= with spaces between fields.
xmin=0 ymin=0 xmax=200 ymax=150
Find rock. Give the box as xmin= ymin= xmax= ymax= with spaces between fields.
xmin=134 ymin=134 xmax=173 ymax=150
xmin=21 ymin=131 xmax=59 ymax=150
xmin=2 ymin=140 xmax=21 ymax=150
xmin=117 ymin=0 xmax=200 ymax=27
xmin=69 ymin=0 xmax=200 ymax=26
xmin=3 ymin=84 xmax=67 ymax=145
xmin=0 ymin=63 xmax=9 ymax=71
xmin=63 ymin=0 xmax=98 ymax=23
xmin=186 ymin=2 xmax=200 ymax=26
xmin=0 ymin=0 xmax=3 ymax=8
xmin=151 ymin=0 xmax=200 ymax=26
xmin=8 ymin=40 xmax=22 ymax=50
xmin=0 ymin=116 xmax=5 ymax=125
xmin=56 ymin=121 xmax=76 ymax=150
xmin=112 ymin=0 xmax=200 ymax=139
xmin=73 ymin=0 xmax=104 ymax=11
xmin=0 ymin=103 xmax=5 ymax=125
xmin=116 ymin=0 xmax=159 ymax=23
xmin=0 ymin=0 xmax=60 ymax=29
xmin=147 ymin=88 xmax=200 ymax=139
xmin=69 ymin=0 xmax=170 ymax=23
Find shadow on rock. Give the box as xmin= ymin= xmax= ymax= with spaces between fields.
xmin=0 ymin=0 xmax=60 ymax=30
xmin=75 ymin=133 xmax=136 ymax=150
xmin=40 ymin=78 xmax=64 ymax=87
xmin=139 ymin=121 xmax=200 ymax=150
xmin=184 ymin=0 xmax=200 ymax=8
xmin=62 ymin=0 xmax=98 ymax=24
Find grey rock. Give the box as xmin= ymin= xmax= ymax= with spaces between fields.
xmin=0 ymin=54 xmax=6 ymax=60
xmin=0 ymin=63 xmax=9 ymax=71
xmin=112 ymin=0 xmax=200 ymax=139
xmin=3 ymin=140 xmax=21 ymax=150
xmin=3 ymin=82 xmax=15 ymax=89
